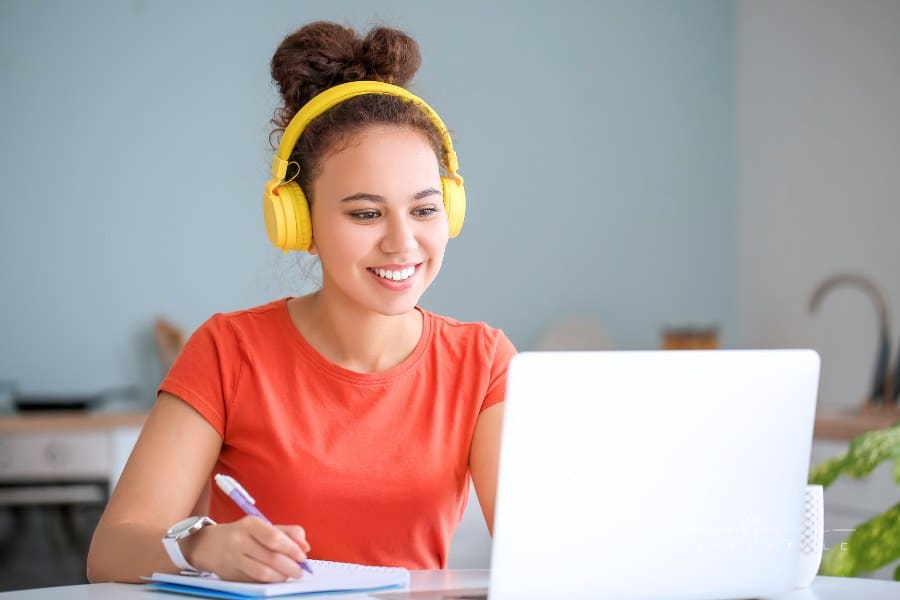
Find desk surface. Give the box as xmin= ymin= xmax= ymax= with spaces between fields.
xmin=0 ymin=571 xmax=898 ymax=599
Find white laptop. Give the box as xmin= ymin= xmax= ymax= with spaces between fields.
xmin=489 ymin=350 xmax=820 ymax=600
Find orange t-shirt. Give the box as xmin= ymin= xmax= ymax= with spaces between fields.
xmin=159 ymin=298 xmax=516 ymax=569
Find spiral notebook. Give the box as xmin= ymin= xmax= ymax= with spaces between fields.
xmin=145 ymin=559 xmax=410 ymax=598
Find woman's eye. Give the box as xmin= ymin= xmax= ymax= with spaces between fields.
xmin=351 ymin=210 xmax=380 ymax=220
xmin=413 ymin=206 xmax=439 ymax=218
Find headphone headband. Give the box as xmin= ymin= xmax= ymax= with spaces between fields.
xmin=272 ymin=80 xmax=460 ymax=181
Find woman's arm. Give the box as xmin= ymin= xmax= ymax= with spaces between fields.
xmin=86 ymin=392 xmax=220 ymax=581
xmin=86 ymin=392 xmax=309 ymax=583
xmin=468 ymin=402 xmax=505 ymax=535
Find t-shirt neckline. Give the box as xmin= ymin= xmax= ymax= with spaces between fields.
xmin=278 ymin=297 xmax=432 ymax=384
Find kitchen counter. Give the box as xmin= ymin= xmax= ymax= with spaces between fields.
xmin=0 ymin=410 xmax=148 ymax=493
xmin=814 ymin=407 xmax=899 ymax=440
xmin=2 ymin=407 xmax=894 ymax=441
xmin=0 ymin=410 xmax=149 ymax=433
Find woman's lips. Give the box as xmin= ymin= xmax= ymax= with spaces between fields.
xmin=367 ymin=263 xmax=420 ymax=290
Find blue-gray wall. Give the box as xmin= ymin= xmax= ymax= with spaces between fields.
xmin=0 ymin=0 xmax=736 ymax=397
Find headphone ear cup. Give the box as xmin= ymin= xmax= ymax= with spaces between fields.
xmin=263 ymin=179 xmax=287 ymax=249
xmin=262 ymin=180 xmax=312 ymax=252
xmin=278 ymin=181 xmax=313 ymax=251
xmin=441 ymin=177 xmax=466 ymax=238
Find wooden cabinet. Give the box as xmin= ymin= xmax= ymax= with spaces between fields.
xmin=0 ymin=411 xmax=147 ymax=589
xmin=0 ymin=412 xmax=146 ymax=494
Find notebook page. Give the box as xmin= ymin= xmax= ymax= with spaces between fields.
xmin=149 ymin=559 xmax=410 ymax=597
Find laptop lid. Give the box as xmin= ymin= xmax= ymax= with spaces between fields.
xmin=489 ymin=350 xmax=819 ymax=600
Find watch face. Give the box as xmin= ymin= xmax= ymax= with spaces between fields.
xmin=167 ymin=516 xmax=204 ymax=537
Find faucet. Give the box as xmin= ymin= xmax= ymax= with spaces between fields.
xmin=808 ymin=273 xmax=893 ymax=406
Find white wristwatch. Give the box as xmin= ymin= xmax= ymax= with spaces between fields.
xmin=162 ymin=515 xmax=217 ymax=573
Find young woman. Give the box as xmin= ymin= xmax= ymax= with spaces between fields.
xmin=86 ymin=21 xmax=516 ymax=583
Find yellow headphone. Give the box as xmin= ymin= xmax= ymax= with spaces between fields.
xmin=263 ymin=80 xmax=466 ymax=252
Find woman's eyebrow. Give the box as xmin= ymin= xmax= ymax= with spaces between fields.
xmin=413 ymin=187 xmax=441 ymax=200
xmin=340 ymin=188 xmax=441 ymax=203
xmin=341 ymin=192 xmax=384 ymax=203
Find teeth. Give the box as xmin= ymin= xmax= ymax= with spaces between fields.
xmin=373 ymin=266 xmax=416 ymax=281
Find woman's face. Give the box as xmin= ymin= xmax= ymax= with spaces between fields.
xmin=308 ymin=125 xmax=449 ymax=317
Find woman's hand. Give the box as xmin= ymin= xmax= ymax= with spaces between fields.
xmin=181 ymin=516 xmax=311 ymax=582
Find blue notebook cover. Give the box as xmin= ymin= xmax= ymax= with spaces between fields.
xmin=145 ymin=580 xmax=406 ymax=599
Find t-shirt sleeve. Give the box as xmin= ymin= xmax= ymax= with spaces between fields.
xmin=480 ymin=330 xmax=518 ymax=412
xmin=158 ymin=314 xmax=241 ymax=438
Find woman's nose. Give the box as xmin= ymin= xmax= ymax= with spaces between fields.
xmin=380 ymin=214 xmax=419 ymax=254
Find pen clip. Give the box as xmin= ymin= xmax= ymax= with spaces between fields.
xmin=214 ymin=473 xmax=256 ymax=504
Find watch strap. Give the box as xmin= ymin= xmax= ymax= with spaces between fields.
xmin=162 ymin=516 xmax=217 ymax=573
xmin=162 ymin=536 xmax=198 ymax=572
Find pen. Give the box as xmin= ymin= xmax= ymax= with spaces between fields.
xmin=214 ymin=473 xmax=314 ymax=575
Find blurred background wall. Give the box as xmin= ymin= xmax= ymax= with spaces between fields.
xmin=739 ymin=0 xmax=900 ymax=412
xmin=0 ymin=0 xmax=736 ymax=402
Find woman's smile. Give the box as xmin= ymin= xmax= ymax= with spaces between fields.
xmin=367 ymin=263 xmax=421 ymax=290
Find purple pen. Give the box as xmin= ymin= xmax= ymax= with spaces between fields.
xmin=214 ymin=473 xmax=314 ymax=575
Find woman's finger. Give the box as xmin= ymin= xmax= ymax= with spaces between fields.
xmin=240 ymin=543 xmax=303 ymax=581
xmin=243 ymin=518 xmax=303 ymax=556
xmin=276 ymin=524 xmax=311 ymax=553
xmin=236 ymin=552 xmax=298 ymax=583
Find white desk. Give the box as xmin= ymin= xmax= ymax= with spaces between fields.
xmin=0 ymin=571 xmax=898 ymax=599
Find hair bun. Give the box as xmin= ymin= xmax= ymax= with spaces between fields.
xmin=270 ymin=21 xmax=421 ymax=130
xmin=359 ymin=26 xmax=421 ymax=86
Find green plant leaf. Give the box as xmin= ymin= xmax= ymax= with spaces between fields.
xmin=842 ymin=424 xmax=900 ymax=478
xmin=810 ymin=423 xmax=900 ymax=488
xmin=895 ymin=562 xmax=900 ymax=581
xmin=809 ymin=455 xmax=848 ymax=488
xmin=820 ymin=502 xmax=900 ymax=577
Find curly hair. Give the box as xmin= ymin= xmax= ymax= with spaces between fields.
xmin=269 ymin=22 xmax=444 ymax=200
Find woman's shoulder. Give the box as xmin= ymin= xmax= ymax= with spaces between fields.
xmin=192 ymin=298 xmax=291 ymax=347
xmin=425 ymin=309 xmax=490 ymax=329
xmin=421 ymin=309 xmax=516 ymax=356
xmin=203 ymin=298 xmax=288 ymax=327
